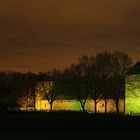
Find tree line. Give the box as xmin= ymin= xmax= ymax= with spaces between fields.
xmin=0 ymin=51 xmax=132 ymax=114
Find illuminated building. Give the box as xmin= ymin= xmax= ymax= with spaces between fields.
xmin=20 ymin=62 xmax=140 ymax=114
xmin=35 ymin=99 xmax=124 ymax=113
xmin=125 ymin=62 xmax=140 ymax=115
xmin=34 ymin=81 xmax=124 ymax=113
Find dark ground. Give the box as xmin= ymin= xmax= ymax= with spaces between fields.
xmin=0 ymin=111 xmax=140 ymax=139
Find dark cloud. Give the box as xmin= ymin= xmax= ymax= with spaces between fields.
xmin=0 ymin=0 xmax=140 ymax=72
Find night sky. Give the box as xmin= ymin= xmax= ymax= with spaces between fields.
xmin=0 ymin=0 xmax=140 ymax=73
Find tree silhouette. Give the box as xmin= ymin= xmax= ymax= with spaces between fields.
xmin=37 ymin=70 xmax=63 ymax=112
xmin=79 ymin=55 xmax=102 ymax=113
xmin=69 ymin=64 xmax=88 ymax=112
xmin=109 ymin=51 xmax=132 ymax=114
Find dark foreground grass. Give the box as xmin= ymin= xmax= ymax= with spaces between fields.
xmin=0 ymin=111 xmax=140 ymax=139
xmin=0 ymin=111 xmax=139 ymax=131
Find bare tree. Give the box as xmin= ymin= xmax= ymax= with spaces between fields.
xmin=79 ymin=55 xmax=102 ymax=114
xmin=37 ymin=70 xmax=62 ymax=112
xmin=95 ymin=51 xmax=113 ymax=113
xmin=26 ymin=72 xmax=37 ymax=111
xmin=78 ymin=51 xmax=132 ymax=114
xmin=69 ymin=64 xmax=88 ymax=112
xmin=109 ymin=51 xmax=132 ymax=114
xmin=16 ymin=72 xmax=37 ymax=111
xmin=18 ymin=89 xmax=34 ymax=111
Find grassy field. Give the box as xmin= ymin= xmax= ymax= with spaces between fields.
xmin=0 ymin=111 xmax=140 ymax=139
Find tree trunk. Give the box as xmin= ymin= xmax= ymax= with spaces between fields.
xmin=115 ymin=101 xmax=119 ymax=114
xmin=26 ymin=105 xmax=28 ymax=111
xmin=124 ymin=98 xmax=125 ymax=115
xmin=50 ymin=102 xmax=53 ymax=112
xmin=81 ymin=105 xmax=85 ymax=112
xmin=34 ymin=99 xmax=36 ymax=111
xmin=104 ymin=99 xmax=108 ymax=114
xmin=32 ymin=86 xmax=36 ymax=111
xmin=94 ymin=100 xmax=97 ymax=114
